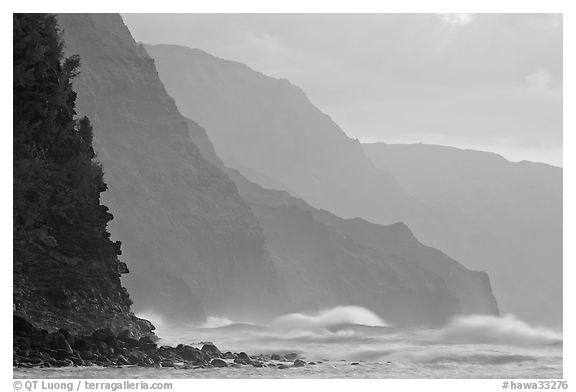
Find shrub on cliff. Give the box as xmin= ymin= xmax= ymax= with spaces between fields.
xmin=13 ymin=13 xmax=121 ymax=267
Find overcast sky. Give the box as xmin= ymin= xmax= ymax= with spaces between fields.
xmin=123 ymin=13 xmax=562 ymax=166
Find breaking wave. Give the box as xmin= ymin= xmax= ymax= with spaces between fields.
xmin=436 ymin=314 xmax=562 ymax=346
xmin=270 ymin=306 xmax=387 ymax=333
xmin=200 ymin=316 xmax=235 ymax=328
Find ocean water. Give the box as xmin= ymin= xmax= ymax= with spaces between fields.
xmin=14 ymin=306 xmax=562 ymax=379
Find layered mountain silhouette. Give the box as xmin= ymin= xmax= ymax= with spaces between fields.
xmin=146 ymin=43 xmax=561 ymax=326
xmin=187 ymin=118 xmax=499 ymax=326
xmin=363 ymin=143 xmax=562 ymax=326
xmin=47 ymin=14 xmax=501 ymax=327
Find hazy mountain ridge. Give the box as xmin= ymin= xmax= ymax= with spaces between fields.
xmin=186 ymin=118 xmax=499 ymax=326
xmin=148 ymin=43 xmax=561 ymax=326
xmin=363 ymin=142 xmax=562 ymax=326
xmin=145 ymin=44 xmax=416 ymax=224
xmin=57 ymin=14 xmax=281 ymax=323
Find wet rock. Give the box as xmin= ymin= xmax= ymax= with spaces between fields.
xmin=96 ymin=341 xmax=112 ymax=355
xmin=69 ymin=357 xmax=84 ymax=366
xmin=51 ymin=349 xmax=73 ymax=360
xmin=201 ymin=343 xmax=222 ymax=358
xmin=14 ymin=315 xmax=38 ymax=335
xmin=234 ymin=352 xmax=253 ymax=365
xmin=116 ymin=355 xmax=130 ymax=365
xmin=134 ymin=318 xmax=156 ymax=333
xmin=127 ymin=355 xmax=142 ymax=365
xmin=149 ymin=354 xmax=162 ymax=365
xmin=51 ymin=333 xmax=73 ymax=353
xmin=122 ymin=337 xmax=140 ymax=348
xmin=176 ymin=345 xmax=205 ymax=364
xmin=58 ymin=329 xmax=72 ymax=340
xmin=270 ymin=353 xmax=283 ymax=361
xmin=161 ymin=360 xmax=175 ymax=368
xmin=117 ymin=330 xmax=135 ymax=342
xmin=80 ymin=350 xmax=98 ymax=361
xmin=253 ymin=361 xmax=264 ymax=368
xmin=285 ymin=353 xmax=298 ymax=361
xmin=351 ymin=362 xmax=360 ymax=366
xmin=222 ymin=351 xmax=236 ymax=360
xmin=71 ymin=337 xmax=91 ymax=351
xmin=92 ymin=328 xmax=117 ymax=348
xmin=211 ymin=358 xmax=228 ymax=368
xmin=138 ymin=336 xmax=157 ymax=351
xmin=308 ymin=362 xmax=316 ymax=365
xmin=277 ymin=364 xmax=289 ymax=369
xmin=138 ymin=356 xmax=155 ymax=367
xmin=95 ymin=356 xmax=112 ymax=366
xmin=23 ymin=357 xmax=43 ymax=366
xmin=293 ymin=359 xmax=306 ymax=367
xmin=52 ymin=359 xmax=73 ymax=367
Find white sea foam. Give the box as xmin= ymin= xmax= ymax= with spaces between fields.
xmin=270 ymin=306 xmax=387 ymax=333
xmin=435 ymin=314 xmax=562 ymax=346
xmin=200 ymin=316 xmax=236 ymax=328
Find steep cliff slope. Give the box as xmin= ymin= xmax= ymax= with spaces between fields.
xmin=148 ymin=44 xmax=560 ymax=326
xmin=363 ymin=143 xmax=562 ymax=326
xmin=187 ymin=119 xmax=499 ymax=326
xmin=13 ymin=13 xmax=151 ymax=336
xmin=57 ymin=14 xmax=280 ymax=323
xmin=145 ymin=44 xmax=416 ymax=224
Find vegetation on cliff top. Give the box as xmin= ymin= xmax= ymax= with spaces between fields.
xmin=14 ymin=13 xmax=120 ymax=262
xmin=13 ymin=14 xmax=144 ymax=334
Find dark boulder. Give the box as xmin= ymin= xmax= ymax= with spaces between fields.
xmin=14 ymin=315 xmax=37 ymax=335
xmin=71 ymin=337 xmax=91 ymax=351
xmin=69 ymin=357 xmax=84 ymax=366
xmin=234 ymin=352 xmax=253 ymax=365
xmin=79 ymin=350 xmax=98 ymax=361
xmin=117 ymin=330 xmax=135 ymax=342
xmin=222 ymin=351 xmax=236 ymax=360
xmin=51 ymin=334 xmax=73 ymax=354
xmin=270 ymin=353 xmax=283 ymax=361
xmin=201 ymin=343 xmax=222 ymax=358
xmin=176 ymin=345 xmax=205 ymax=363
xmin=293 ymin=359 xmax=306 ymax=367
xmin=211 ymin=358 xmax=228 ymax=368
xmin=116 ymin=355 xmax=130 ymax=365
xmin=50 ymin=349 xmax=72 ymax=360
xmin=285 ymin=353 xmax=298 ymax=360
xmin=52 ymin=359 xmax=73 ymax=367
xmin=92 ymin=328 xmax=117 ymax=347
xmin=23 ymin=357 xmax=43 ymax=365
xmin=138 ymin=336 xmax=157 ymax=351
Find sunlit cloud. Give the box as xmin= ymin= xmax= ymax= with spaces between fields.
xmin=437 ymin=13 xmax=475 ymax=26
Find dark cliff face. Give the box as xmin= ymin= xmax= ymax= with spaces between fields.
xmin=187 ymin=119 xmax=499 ymax=326
xmin=57 ymin=14 xmax=281 ymax=323
xmin=13 ymin=14 xmax=151 ymax=337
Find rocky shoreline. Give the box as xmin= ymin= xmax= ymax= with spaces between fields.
xmin=13 ymin=315 xmax=317 ymax=370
